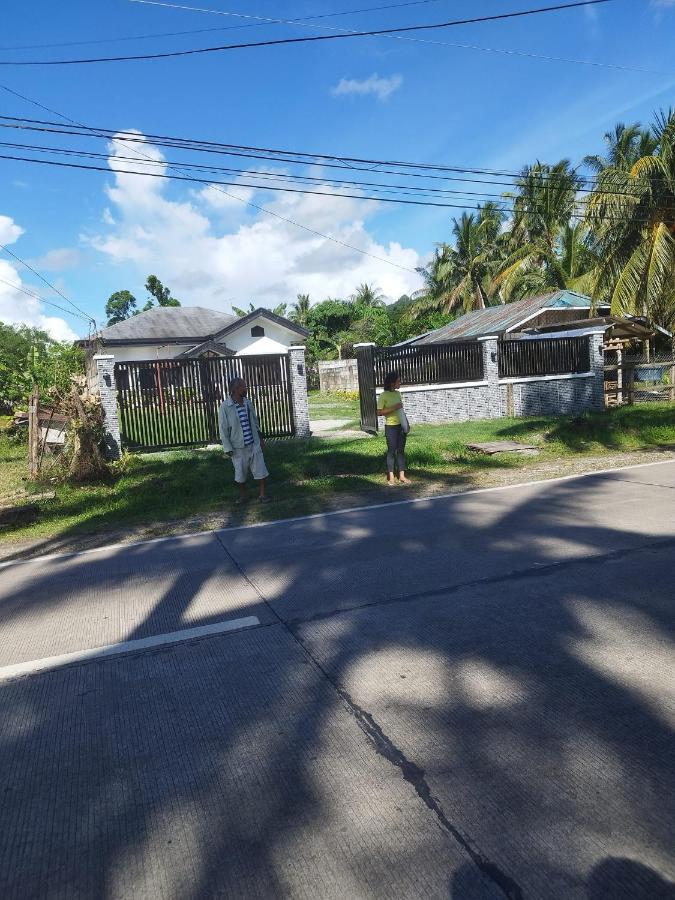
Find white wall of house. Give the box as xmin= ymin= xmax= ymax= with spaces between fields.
xmin=105 ymin=343 xmax=195 ymax=362
xmin=227 ymin=316 xmax=300 ymax=355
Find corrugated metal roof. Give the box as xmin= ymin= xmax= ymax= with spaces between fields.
xmin=98 ymin=306 xmax=237 ymax=342
xmin=411 ymin=291 xmax=592 ymax=344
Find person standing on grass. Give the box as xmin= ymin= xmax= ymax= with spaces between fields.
xmin=377 ymin=370 xmax=411 ymax=486
xmin=218 ymin=376 xmax=270 ymax=504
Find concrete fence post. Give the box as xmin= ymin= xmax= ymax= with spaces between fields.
xmin=588 ymin=331 xmax=606 ymax=410
xmin=477 ymin=336 xmax=502 ymax=418
xmin=288 ymin=346 xmax=311 ymax=438
xmin=94 ymin=354 xmax=122 ymax=460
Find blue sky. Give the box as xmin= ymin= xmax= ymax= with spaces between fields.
xmin=1 ymin=0 xmax=675 ymax=339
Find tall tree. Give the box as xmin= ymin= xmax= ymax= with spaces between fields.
xmin=290 ymin=293 xmax=311 ymax=327
xmin=586 ymin=109 xmax=675 ymax=328
xmin=143 ymin=275 xmax=181 ymax=311
xmin=584 ymin=123 xmax=658 ymax=174
xmin=105 ymin=290 xmax=137 ymax=326
xmin=494 ymin=160 xmax=581 ymax=300
xmin=351 ymin=283 xmax=385 ymax=308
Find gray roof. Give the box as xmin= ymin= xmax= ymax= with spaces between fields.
xmin=98 ymin=306 xmax=238 ymax=343
xmin=409 ymin=291 xmax=593 ymax=344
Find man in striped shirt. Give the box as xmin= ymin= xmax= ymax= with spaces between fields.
xmin=218 ymin=377 xmax=270 ymax=504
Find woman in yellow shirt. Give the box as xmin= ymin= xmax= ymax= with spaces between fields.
xmin=377 ymin=370 xmax=411 ymax=486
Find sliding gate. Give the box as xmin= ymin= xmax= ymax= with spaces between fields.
xmin=115 ymin=354 xmax=294 ymax=451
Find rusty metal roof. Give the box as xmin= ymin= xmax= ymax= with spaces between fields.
xmin=410 ymin=291 xmax=592 ymax=344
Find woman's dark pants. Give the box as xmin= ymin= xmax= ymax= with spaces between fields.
xmin=385 ymin=424 xmax=407 ymax=474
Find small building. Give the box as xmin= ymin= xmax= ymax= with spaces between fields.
xmin=401 ymin=291 xmax=601 ymax=345
xmin=81 ymin=305 xmax=308 ymax=382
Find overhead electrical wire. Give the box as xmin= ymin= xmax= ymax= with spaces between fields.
xmin=130 ymin=0 xmax=661 ymax=77
xmin=0 ymin=83 xmax=422 ymax=273
xmin=0 ymin=241 xmax=96 ymax=326
xmin=0 ymin=0 xmax=451 ymax=50
xmin=0 ymin=1 xmax=615 ymax=65
xmin=3 ymin=151 xmax=667 ymax=223
xmin=0 ymin=274 xmax=93 ymax=324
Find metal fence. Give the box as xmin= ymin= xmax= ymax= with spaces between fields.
xmin=115 ymin=354 xmax=294 ymax=451
xmin=499 ymin=337 xmax=590 ymax=378
xmin=374 ymin=341 xmax=484 ymax=387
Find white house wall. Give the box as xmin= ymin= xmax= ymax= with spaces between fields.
xmin=108 ymin=343 xmax=195 ymax=362
xmin=227 ymin=317 xmax=300 ymax=355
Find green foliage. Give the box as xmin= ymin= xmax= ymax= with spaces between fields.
xmin=233 ymin=301 xmax=288 ymax=318
xmin=0 ymin=321 xmax=84 ymax=410
xmin=105 ymin=289 xmax=137 ymax=326
xmin=144 ymin=275 xmax=181 ymax=311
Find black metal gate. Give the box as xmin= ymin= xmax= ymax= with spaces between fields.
xmin=115 ymin=354 xmax=294 ymax=451
xmin=356 ymin=345 xmax=378 ymax=434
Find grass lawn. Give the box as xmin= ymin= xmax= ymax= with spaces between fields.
xmin=1 ymin=404 xmax=674 ymax=554
xmin=308 ymin=390 xmax=360 ymax=424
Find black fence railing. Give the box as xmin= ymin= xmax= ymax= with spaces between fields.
xmin=374 ymin=341 xmax=484 ymax=386
xmin=115 ymin=354 xmax=294 ymax=451
xmin=498 ymin=337 xmax=590 ymax=378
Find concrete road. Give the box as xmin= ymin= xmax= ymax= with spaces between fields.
xmin=1 ymin=461 xmax=674 ymax=899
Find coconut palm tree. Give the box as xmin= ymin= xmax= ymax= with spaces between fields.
xmin=585 ymin=109 xmax=675 ymax=328
xmin=290 ymin=293 xmax=311 ymax=327
xmin=584 ymin=123 xmax=658 ymax=174
xmin=351 ymin=283 xmax=385 ymax=308
xmin=494 ymin=160 xmax=581 ymax=300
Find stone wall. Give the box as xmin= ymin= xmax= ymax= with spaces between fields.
xmin=288 ymin=346 xmax=311 ymax=439
xmin=391 ymin=382 xmax=497 ymax=425
xmin=318 ymin=359 xmax=359 ymax=393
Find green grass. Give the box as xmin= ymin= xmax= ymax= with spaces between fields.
xmin=1 ymin=404 xmax=674 ymax=549
xmin=308 ymin=390 xmax=360 ymax=422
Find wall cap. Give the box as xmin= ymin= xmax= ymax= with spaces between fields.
xmin=93 ymin=354 xmax=115 ymax=360
xmin=500 ymin=371 xmax=595 ymax=384
xmin=353 ymin=342 xmax=376 ymax=348
xmin=476 ymin=335 xmax=499 ymax=342
xmin=288 ymin=345 xmax=306 ymax=351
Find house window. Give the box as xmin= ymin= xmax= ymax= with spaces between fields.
xmin=251 ymin=325 xmax=265 ymax=337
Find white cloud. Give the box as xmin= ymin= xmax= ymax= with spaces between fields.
xmin=331 ymin=73 xmax=403 ymax=102
xmin=0 ymin=214 xmax=24 ymax=246
xmin=29 ymin=247 xmax=81 ymax=272
xmin=87 ymin=132 xmax=422 ymax=311
xmin=0 ymin=214 xmax=78 ymax=341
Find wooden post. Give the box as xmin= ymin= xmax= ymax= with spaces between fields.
xmin=626 ymin=364 xmax=635 ymax=405
xmin=670 ymin=363 xmax=675 ymax=403
xmin=616 ymin=348 xmax=623 ymax=405
xmin=28 ymin=385 xmax=40 ymax=479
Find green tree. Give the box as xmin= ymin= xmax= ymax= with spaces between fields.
xmin=290 ymin=293 xmax=311 ymax=327
xmin=233 ymin=302 xmax=287 ymax=318
xmin=586 ymin=109 xmax=675 ymax=328
xmin=494 ymin=160 xmax=581 ymax=300
xmin=350 ymin=283 xmax=385 ymax=308
xmin=143 ymin=275 xmax=181 ymax=312
xmin=0 ymin=322 xmax=83 ymax=409
xmin=584 ymin=123 xmax=658 ymax=174
xmin=105 ymin=290 xmax=137 ymax=326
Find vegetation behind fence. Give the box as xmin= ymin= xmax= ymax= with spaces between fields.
xmin=499 ymin=337 xmax=591 ymax=378
xmin=374 ymin=341 xmax=484 ymax=386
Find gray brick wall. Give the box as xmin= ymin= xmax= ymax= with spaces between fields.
xmin=288 ymin=347 xmax=311 ymax=438
xmin=391 ymin=334 xmax=605 ymax=425
xmin=94 ymin=354 xmax=121 ymax=460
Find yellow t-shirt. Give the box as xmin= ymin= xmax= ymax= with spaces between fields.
xmin=378 ymin=390 xmax=402 ymax=426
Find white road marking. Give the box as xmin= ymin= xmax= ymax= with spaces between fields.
xmin=1 ymin=458 xmax=674 ymax=570
xmin=0 ymin=615 xmax=260 ymax=682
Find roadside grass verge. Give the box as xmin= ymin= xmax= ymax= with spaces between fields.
xmin=1 ymin=404 xmax=674 ymax=550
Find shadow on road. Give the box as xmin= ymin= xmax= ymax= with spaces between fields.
xmin=1 ymin=470 xmax=674 ymax=897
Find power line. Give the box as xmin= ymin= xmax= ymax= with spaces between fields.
xmin=0 ymin=275 xmax=93 ymax=323
xmin=132 ymin=0 xmax=660 ymax=77
xmin=0 ymin=114 xmax=621 ymax=184
xmin=0 ymin=1 xmax=616 ymax=65
xmin=4 ymin=151 xmax=669 ymax=222
xmin=0 ymin=0 xmax=450 ymax=50
xmin=0 ymin=138 xmax=652 ymax=204
xmin=0 ymin=82 xmax=421 ymax=273
xmin=0 ymin=241 xmax=96 ymax=325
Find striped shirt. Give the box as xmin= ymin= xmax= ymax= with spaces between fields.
xmin=235 ymin=401 xmax=254 ymax=446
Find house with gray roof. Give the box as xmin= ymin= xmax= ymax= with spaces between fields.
xmin=82 ymin=305 xmax=308 ymax=373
